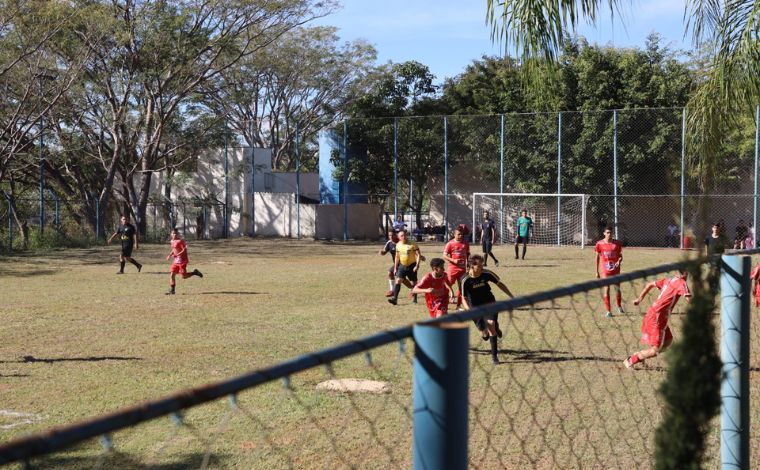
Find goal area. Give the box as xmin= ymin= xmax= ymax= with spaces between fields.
xmin=472 ymin=193 xmax=588 ymax=247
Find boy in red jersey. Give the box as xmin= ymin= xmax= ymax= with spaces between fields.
xmin=623 ymin=269 xmax=691 ymax=369
xmin=165 ymin=228 xmax=203 ymax=295
xmin=412 ymin=258 xmax=454 ymax=318
xmin=595 ymin=226 xmax=624 ymax=317
xmin=751 ymin=263 xmax=760 ymax=308
xmin=443 ymin=227 xmax=470 ymax=308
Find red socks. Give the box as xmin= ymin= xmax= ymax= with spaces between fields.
xmin=604 ymin=295 xmax=611 ymax=312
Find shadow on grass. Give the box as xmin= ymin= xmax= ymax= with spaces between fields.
xmin=29 ymin=450 xmax=231 ymax=470
xmin=0 ymin=373 xmax=30 ymax=378
xmin=0 ymin=356 xmax=143 ymax=364
xmin=196 ymin=291 xmax=265 ymax=295
xmin=507 ymin=264 xmax=560 ymax=268
xmin=469 ymin=347 xmax=622 ymax=365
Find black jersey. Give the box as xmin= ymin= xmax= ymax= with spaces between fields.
xmin=118 ymin=223 xmax=137 ymax=247
xmin=704 ymin=235 xmax=727 ymax=255
xmin=382 ymin=239 xmax=397 ymax=259
xmin=462 ymin=270 xmax=500 ymax=306
xmin=481 ymin=219 xmax=496 ymax=242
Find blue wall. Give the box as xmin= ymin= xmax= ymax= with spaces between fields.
xmin=318 ymin=129 xmax=368 ymax=204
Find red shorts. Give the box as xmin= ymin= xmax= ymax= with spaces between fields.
xmin=600 ymin=269 xmax=620 ymax=278
xmin=447 ymin=266 xmax=466 ymax=283
xmin=171 ymin=263 xmax=188 ymax=275
xmin=426 ymin=296 xmax=449 ymax=318
xmin=641 ymin=314 xmax=672 ymax=348
xmin=754 ymin=286 xmax=760 ymax=307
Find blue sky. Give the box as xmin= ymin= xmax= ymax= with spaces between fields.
xmin=312 ymin=0 xmax=692 ymax=84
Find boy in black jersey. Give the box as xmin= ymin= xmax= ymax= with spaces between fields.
xmin=462 ymin=254 xmax=515 ymax=364
xmin=107 ymin=214 xmax=142 ymax=274
xmin=378 ymin=229 xmax=398 ymax=297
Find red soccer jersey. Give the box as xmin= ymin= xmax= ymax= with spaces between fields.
xmin=416 ymin=272 xmax=452 ymax=318
xmin=751 ymin=265 xmax=760 ymax=307
xmin=444 ymin=240 xmax=470 ymax=269
xmin=595 ymin=239 xmax=622 ymax=274
xmin=646 ymin=276 xmax=690 ymax=329
xmin=170 ymin=239 xmax=189 ymax=265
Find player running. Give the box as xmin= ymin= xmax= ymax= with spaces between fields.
xmin=443 ymin=227 xmax=470 ymax=308
xmin=388 ymin=229 xmax=421 ymax=305
xmin=514 ymin=209 xmax=533 ymax=260
xmin=412 ymin=258 xmax=454 ymax=318
xmin=595 ymin=226 xmax=624 ymax=318
xmin=623 ymin=269 xmax=691 ymax=369
xmin=479 ymin=211 xmax=499 ymax=267
xmin=379 ymin=229 xmax=399 ymax=297
xmin=166 ymin=228 xmax=203 ymax=295
xmin=462 ymin=254 xmax=515 ymax=364
xmin=107 ymin=214 xmax=142 ymax=274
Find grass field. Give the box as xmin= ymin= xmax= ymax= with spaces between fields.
xmin=1 ymin=238 xmax=757 ymax=468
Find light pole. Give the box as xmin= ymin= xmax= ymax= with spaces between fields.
xmin=36 ymin=72 xmax=56 ymax=236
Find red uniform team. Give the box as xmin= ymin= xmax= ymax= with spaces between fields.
xmin=595 ymin=226 xmax=624 ymax=317
xmin=443 ymin=227 xmax=470 ymax=308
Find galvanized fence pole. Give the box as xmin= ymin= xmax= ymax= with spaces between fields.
xmin=753 ymin=104 xmax=759 ymax=248
xmin=444 ymin=116 xmax=449 ymax=235
xmin=613 ymin=110 xmax=619 ymax=239
xmin=224 ymin=121 xmax=229 ymax=239
xmin=394 ymin=117 xmax=398 ymax=220
xmin=412 ymin=322 xmax=468 ymax=470
xmin=296 ymin=121 xmax=301 ymax=239
xmin=343 ymin=119 xmax=348 ymax=241
xmin=499 ymin=114 xmax=505 ymax=244
xmin=95 ymin=196 xmax=100 ymax=241
xmin=681 ymin=108 xmax=687 ymax=249
xmin=557 ymin=111 xmax=562 ymax=246
xmin=720 ymin=254 xmax=751 ymax=469
xmin=5 ymin=193 xmax=12 ymax=253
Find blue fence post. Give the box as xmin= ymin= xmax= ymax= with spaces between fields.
xmin=443 ymin=116 xmax=448 ymax=236
xmin=720 ymin=254 xmax=750 ymax=469
xmin=412 ymin=322 xmax=468 ymax=470
xmin=343 ymin=119 xmax=348 ymax=241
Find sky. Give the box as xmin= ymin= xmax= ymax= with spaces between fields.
xmin=312 ymin=0 xmax=693 ymax=84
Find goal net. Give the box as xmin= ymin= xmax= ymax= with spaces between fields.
xmin=472 ymin=193 xmax=588 ymax=247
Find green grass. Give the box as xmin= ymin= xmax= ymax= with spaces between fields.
xmin=0 ymin=239 xmax=753 ymax=468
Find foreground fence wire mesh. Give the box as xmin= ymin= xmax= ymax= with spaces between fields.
xmin=4 ymin=254 xmax=760 ymax=468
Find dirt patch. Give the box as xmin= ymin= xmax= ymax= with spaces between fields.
xmin=316 ymin=379 xmax=391 ymax=394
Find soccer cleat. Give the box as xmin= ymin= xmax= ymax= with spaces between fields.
xmin=605 ymin=311 xmax=613 ymax=318
xmin=495 ymin=261 xmax=499 ymax=267
xmin=165 ymin=290 xmax=175 ymax=295
xmin=412 ymin=294 xmax=418 ymax=304
xmin=116 ymin=271 xmax=124 ymax=274
xmin=496 ymin=327 xmax=503 ymax=338
xmin=384 ymin=290 xmax=394 ymax=297
xmin=623 ymin=357 xmax=634 ymax=369
xmin=387 ymin=298 xmax=397 ymax=305
xmin=617 ymin=306 xmax=625 ymax=314
xmin=193 ymin=269 xmax=203 ymax=278
xmin=481 ymin=332 xmax=489 ymax=341
xmin=492 ymin=357 xmax=499 ymax=365
xmin=137 ymin=263 xmax=142 ymax=273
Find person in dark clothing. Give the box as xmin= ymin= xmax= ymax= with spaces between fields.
xmin=107 ymin=214 xmax=142 ymax=274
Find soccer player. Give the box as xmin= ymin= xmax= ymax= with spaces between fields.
xmin=514 ymin=209 xmax=533 ymax=260
xmin=107 ymin=214 xmax=142 ymax=274
xmin=751 ymin=263 xmax=760 ymax=308
xmin=479 ymin=211 xmax=499 ymax=267
xmin=378 ymin=229 xmax=399 ymax=297
xmin=443 ymin=227 xmax=470 ymax=308
xmin=388 ymin=229 xmax=421 ymax=305
xmin=462 ymin=254 xmax=515 ymax=364
xmin=412 ymin=258 xmax=454 ymax=318
xmin=623 ymin=269 xmax=691 ymax=369
xmin=595 ymin=226 xmax=624 ymax=318
xmin=704 ymin=222 xmax=728 ymax=255
xmin=165 ymin=228 xmax=203 ymax=295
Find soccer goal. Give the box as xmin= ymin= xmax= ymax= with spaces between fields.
xmin=472 ymin=193 xmax=588 ymax=247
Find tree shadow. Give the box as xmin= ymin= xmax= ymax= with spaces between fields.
xmin=29 ymin=450 xmax=232 ymax=470
xmin=0 ymin=356 xmax=143 ymax=364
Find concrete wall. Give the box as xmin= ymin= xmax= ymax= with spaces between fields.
xmin=315 ymin=204 xmax=383 ymax=240
xmin=253 ymin=192 xmax=316 ymax=238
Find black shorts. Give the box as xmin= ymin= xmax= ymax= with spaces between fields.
xmin=473 ymin=313 xmax=499 ymax=331
xmin=515 ymin=235 xmax=529 ymax=244
xmin=395 ymin=264 xmax=418 ymax=283
xmin=121 ymin=244 xmax=134 ymax=257
xmin=481 ymin=240 xmax=493 ymax=253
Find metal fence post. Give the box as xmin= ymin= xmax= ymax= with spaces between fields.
xmin=557 ymin=111 xmax=562 ymax=246
xmin=681 ymin=107 xmax=687 ymax=249
xmin=412 ymin=322 xmax=468 ymax=470
xmin=500 ymin=114 xmax=505 ymax=244
xmin=5 ymin=193 xmax=12 ymax=253
xmin=394 ymin=117 xmax=398 ymax=220
xmin=753 ymin=104 xmax=759 ymax=247
xmin=343 ymin=119 xmax=348 ymax=241
xmin=224 ymin=121 xmax=229 ymax=239
xmin=95 ymin=196 xmax=100 ymax=241
xmin=613 ymin=110 xmax=619 ymax=239
xmin=296 ymin=121 xmax=301 ymax=239
xmin=444 ymin=116 xmax=448 ymax=236
xmin=251 ymin=148 xmax=256 ymax=236
xmin=720 ymin=254 xmax=750 ymax=469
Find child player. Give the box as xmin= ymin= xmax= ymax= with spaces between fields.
xmin=379 ymin=229 xmax=399 ymax=297
xmin=388 ymin=229 xmax=421 ymax=305
xmin=412 ymin=258 xmax=454 ymax=318
xmin=443 ymin=227 xmax=470 ymax=308
xmin=623 ymin=269 xmax=691 ymax=369
xmin=165 ymin=228 xmax=203 ymax=295
xmin=595 ymin=226 xmax=624 ymax=318
xmin=751 ymin=262 xmax=760 ymax=308
xmin=462 ymin=254 xmax=515 ymax=364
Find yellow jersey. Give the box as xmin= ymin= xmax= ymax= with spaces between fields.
xmin=396 ymin=241 xmax=419 ymax=266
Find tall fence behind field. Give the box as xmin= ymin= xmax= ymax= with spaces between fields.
xmin=1 ymin=251 xmax=758 ymax=468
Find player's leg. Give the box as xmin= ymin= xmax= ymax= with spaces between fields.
xmin=167 ymin=271 xmax=177 ymax=295
xmin=521 ymin=239 xmax=527 ymax=259
xmin=486 ymin=318 xmax=499 ymax=364
xmin=602 ymin=285 xmax=612 ymax=317
xmin=118 ymin=253 xmax=126 ymax=274
xmin=388 ymin=267 xmax=405 ymax=305
xmin=482 ymin=243 xmax=489 ymax=266
xmin=614 ymin=284 xmax=623 ymax=313
xmin=474 ymin=318 xmax=488 ymax=341
xmin=409 ymin=270 xmax=418 ymax=303
xmin=385 ymin=267 xmax=395 ymax=296
xmin=624 ymin=327 xmax=670 ymax=368
xmin=126 ymin=256 xmax=142 ymax=272
xmin=514 ymin=238 xmax=520 ymax=259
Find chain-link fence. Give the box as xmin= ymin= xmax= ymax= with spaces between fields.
xmin=3 ymin=252 xmax=759 ymax=468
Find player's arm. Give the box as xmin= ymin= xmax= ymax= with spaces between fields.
xmin=393 ymin=250 xmax=400 ymax=274
xmin=134 ymin=232 xmax=140 ymax=250
xmin=490 ymin=224 xmax=496 ymax=243
xmin=461 ymin=291 xmax=471 ymax=310
xmin=107 ymin=231 xmax=118 ymax=244
xmin=442 ymin=247 xmax=456 ymax=265
xmin=495 ymin=281 xmax=515 ymax=299
xmin=633 ymin=282 xmax=657 ymax=306
xmin=595 ymin=253 xmax=601 ymax=278
xmin=413 ymin=246 xmax=421 ymax=271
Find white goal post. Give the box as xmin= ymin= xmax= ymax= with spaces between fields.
xmin=472 ymin=193 xmax=588 ymax=248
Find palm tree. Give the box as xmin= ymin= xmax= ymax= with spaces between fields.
xmin=485 ymin=0 xmax=760 ymax=190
